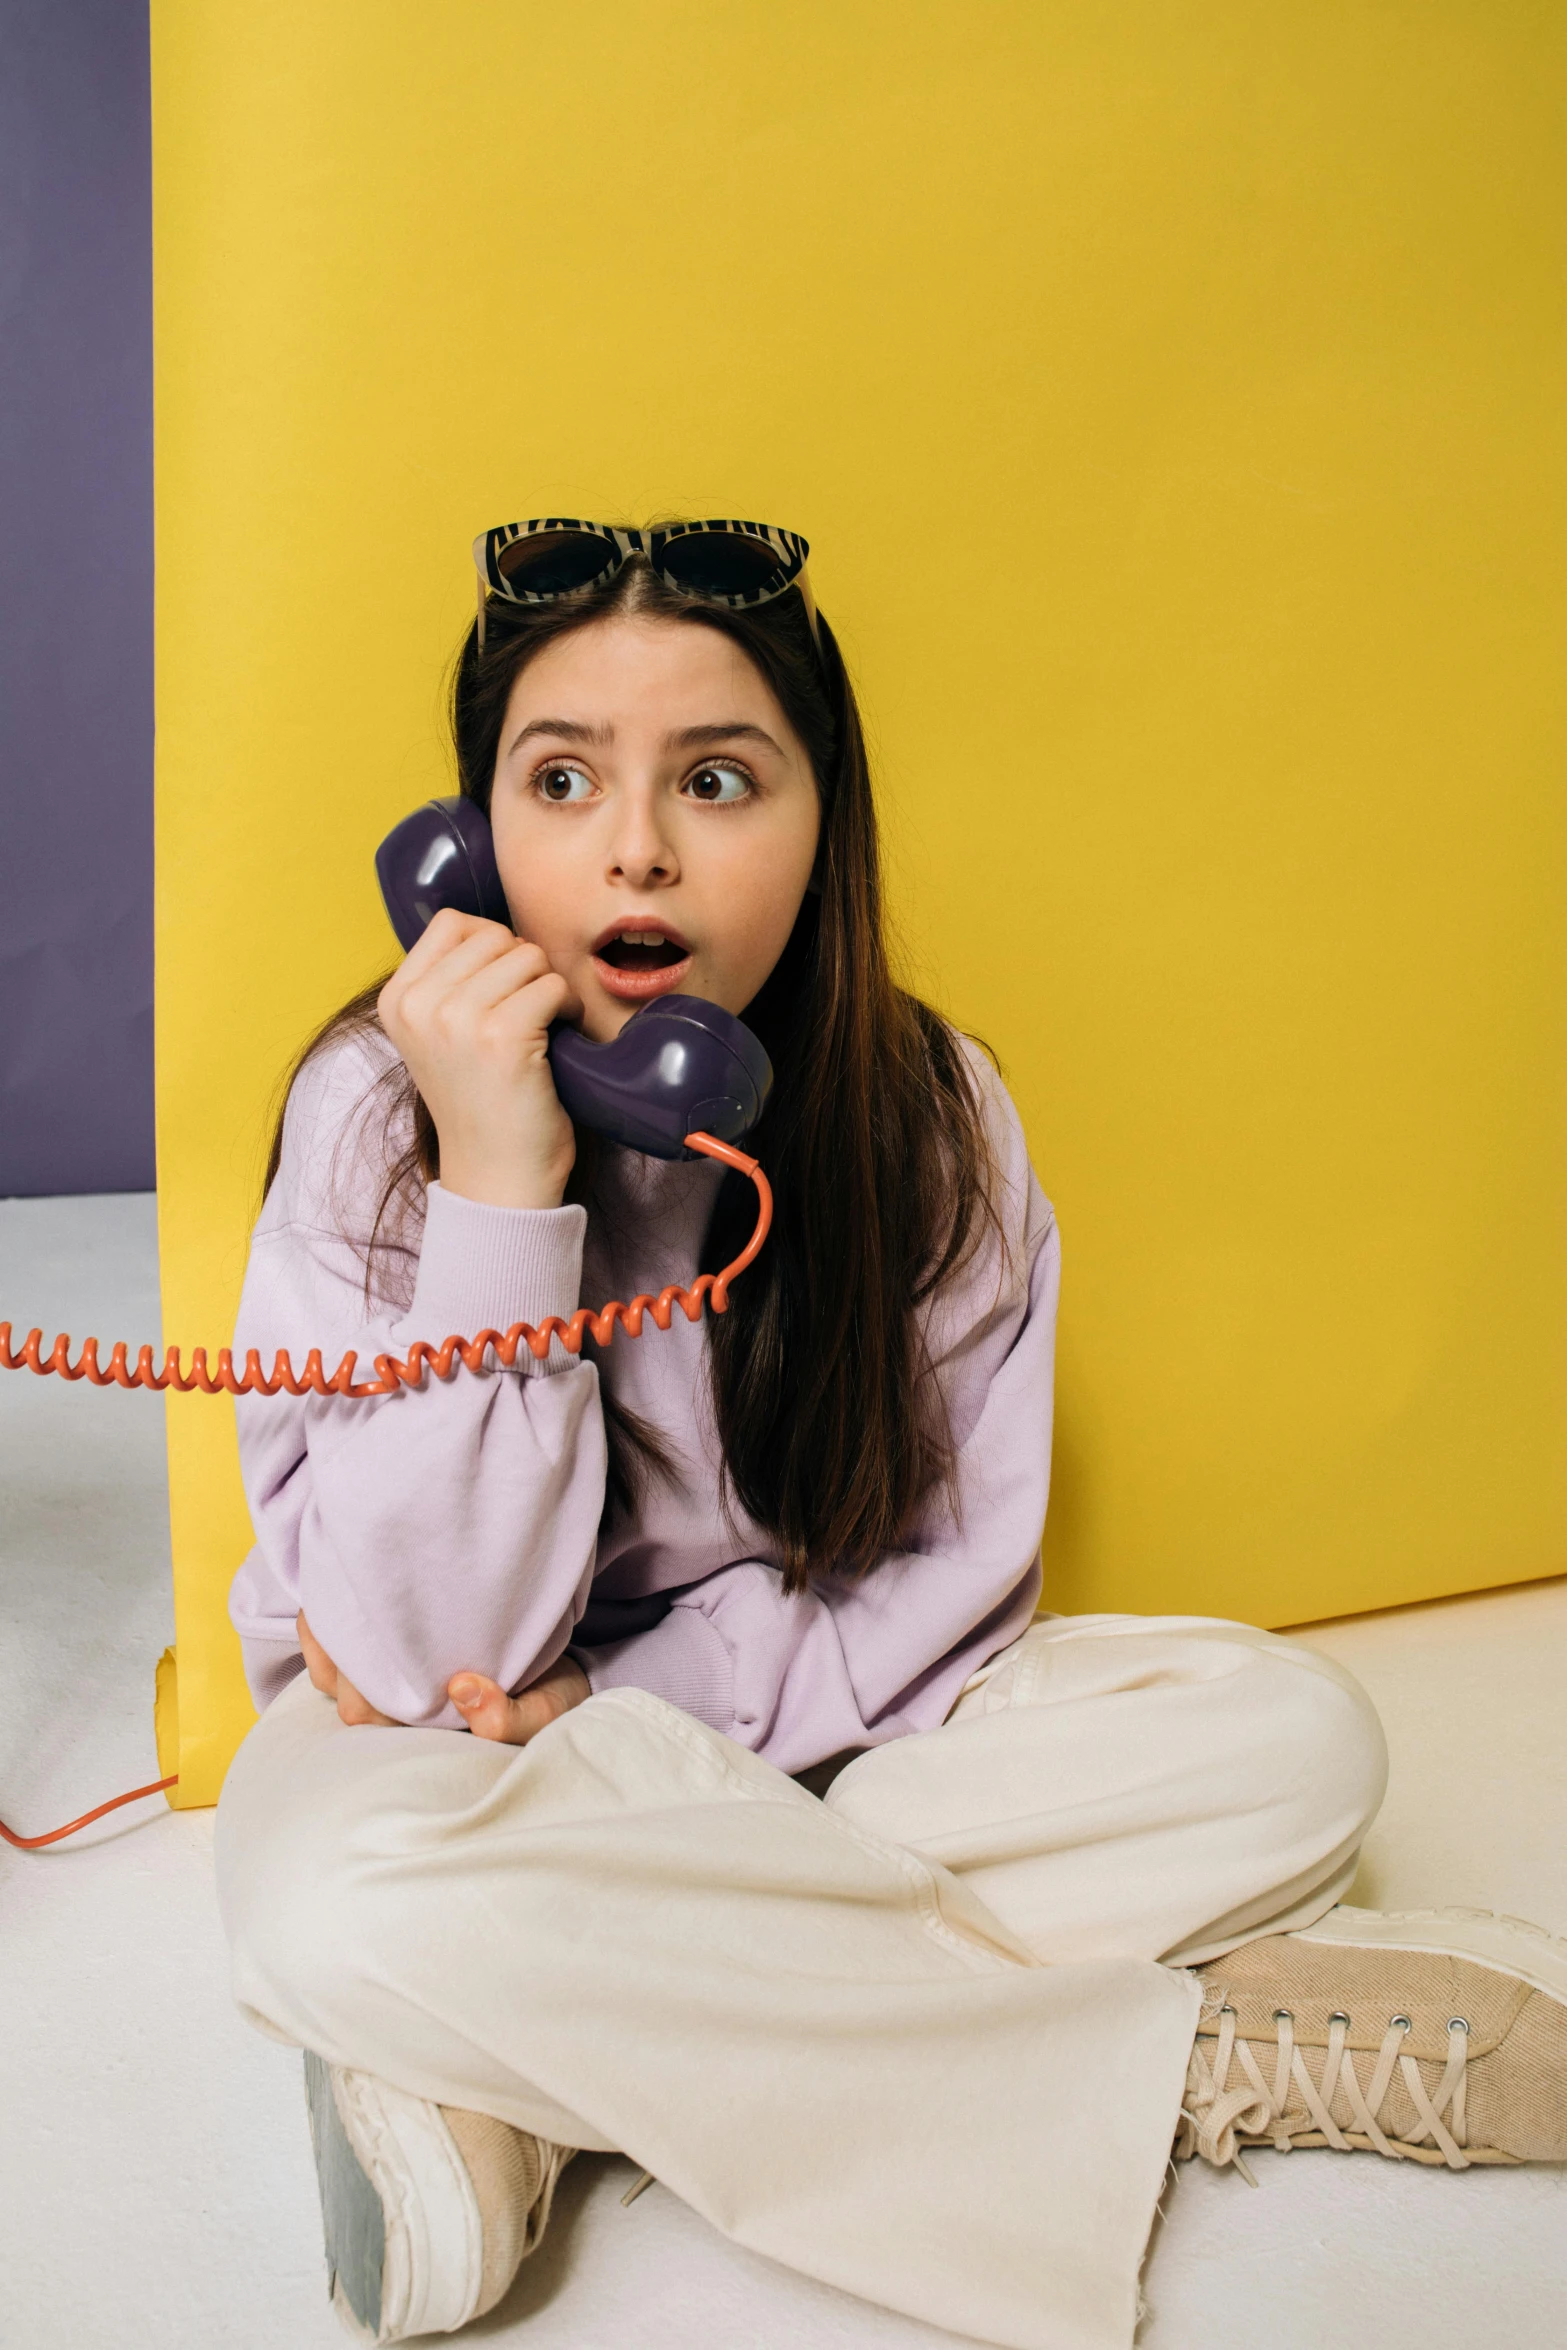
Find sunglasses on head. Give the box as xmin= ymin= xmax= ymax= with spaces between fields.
xmin=472 ymin=517 xmax=816 ymax=651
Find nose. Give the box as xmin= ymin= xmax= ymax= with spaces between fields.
xmin=606 ymin=784 xmax=679 ymax=890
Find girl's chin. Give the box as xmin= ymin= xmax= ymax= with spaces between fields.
xmin=588 ymin=951 xmax=696 ymax=1006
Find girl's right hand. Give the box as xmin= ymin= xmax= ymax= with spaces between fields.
xmin=377 ymin=907 xmax=582 ymax=1210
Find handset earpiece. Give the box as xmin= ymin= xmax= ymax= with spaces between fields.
xmin=374 ymin=800 xmax=773 ymax=1160
xmin=376 ymin=796 xmax=511 ymax=949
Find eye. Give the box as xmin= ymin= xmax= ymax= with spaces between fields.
xmin=533 ymin=762 xmax=595 ymax=805
xmin=683 ymin=762 xmax=752 ymax=805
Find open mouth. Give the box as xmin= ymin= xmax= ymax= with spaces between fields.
xmin=596 ymin=932 xmax=689 ymax=972
xmin=590 ymin=924 xmax=696 ymax=1001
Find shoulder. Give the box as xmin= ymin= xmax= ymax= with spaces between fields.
xmin=280 ymin=1019 xmax=404 ymax=1144
xmin=949 ymin=1030 xmax=1055 ymax=1257
xmin=916 ymin=1024 xmax=1058 ymax=1379
xmin=265 ymin=1021 xmax=421 ymax=1249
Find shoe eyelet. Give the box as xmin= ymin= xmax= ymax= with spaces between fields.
xmin=1327 ymin=2011 xmax=1351 ymax=2025
xmin=1389 ymin=2013 xmax=1413 ymax=2032
xmin=1448 ymin=2016 xmax=1470 ymax=2034
xmin=1218 ymin=2002 xmax=1236 ymax=2016
xmin=1272 ymin=2008 xmax=1294 ymax=2023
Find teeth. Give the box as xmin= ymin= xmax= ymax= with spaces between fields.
xmin=617 ymin=931 xmax=676 ymax=948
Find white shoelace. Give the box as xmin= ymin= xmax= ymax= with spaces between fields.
xmin=1177 ymin=2004 xmax=1472 ymax=2178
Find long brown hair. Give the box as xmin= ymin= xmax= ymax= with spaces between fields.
xmin=267 ymin=557 xmax=998 ymax=1592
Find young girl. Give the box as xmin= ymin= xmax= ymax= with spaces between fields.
xmin=215 ymin=521 xmax=1567 ymax=2350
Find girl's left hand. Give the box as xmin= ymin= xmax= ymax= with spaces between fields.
xmin=298 ymin=1607 xmax=398 ymax=1727
xmin=447 ymin=1657 xmax=590 ymax=1744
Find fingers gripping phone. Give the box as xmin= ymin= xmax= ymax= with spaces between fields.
xmin=376 ymin=799 xmax=772 ymax=1161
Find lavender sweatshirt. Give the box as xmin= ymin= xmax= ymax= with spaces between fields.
xmin=228 ymin=1028 xmax=1060 ymax=1776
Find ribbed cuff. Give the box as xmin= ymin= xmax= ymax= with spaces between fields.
xmin=578 ymin=1604 xmax=735 ymax=1733
xmin=406 ymin=1183 xmax=588 ymax=1377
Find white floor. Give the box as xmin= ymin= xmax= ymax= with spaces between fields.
xmin=2 ymin=1193 xmax=1563 ymax=2350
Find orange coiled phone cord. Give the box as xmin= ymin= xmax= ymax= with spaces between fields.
xmin=0 ymin=1132 xmax=771 ymax=1847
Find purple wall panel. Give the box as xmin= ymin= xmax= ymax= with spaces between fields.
xmin=0 ymin=3 xmax=153 ymax=1195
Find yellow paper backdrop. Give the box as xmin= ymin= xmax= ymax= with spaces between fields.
xmin=152 ymin=1 xmax=1567 ymax=1803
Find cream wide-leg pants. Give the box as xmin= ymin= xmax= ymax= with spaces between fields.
xmin=215 ymin=1613 xmax=1387 ymax=2350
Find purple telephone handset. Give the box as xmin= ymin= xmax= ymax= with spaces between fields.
xmin=375 ymin=798 xmax=773 ymax=1161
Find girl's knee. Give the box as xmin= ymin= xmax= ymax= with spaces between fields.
xmin=216 ymin=1725 xmax=392 ymax=2034
xmin=1249 ymin=1637 xmax=1388 ymax=1845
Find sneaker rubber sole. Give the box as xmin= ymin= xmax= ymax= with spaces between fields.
xmin=1292 ymin=1905 xmax=1567 ymax=2004
xmin=303 ymin=2051 xmax=485 ymax=2342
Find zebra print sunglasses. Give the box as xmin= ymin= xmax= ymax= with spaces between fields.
xmin=472 ymin=517 xmax=816 ymax=650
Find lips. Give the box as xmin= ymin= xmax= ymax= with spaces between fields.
xmin=590 ymin=920 xmax=695 ymax=1002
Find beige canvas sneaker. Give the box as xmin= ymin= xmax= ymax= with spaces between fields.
xmin=303 ymin=2052 xmax=574 ymax=2341
xmin=1177 ymin=1907 xmax=1567 ymax=2178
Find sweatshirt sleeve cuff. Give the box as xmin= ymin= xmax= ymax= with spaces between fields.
xmin=241 ymin=1636 xmax=308 ymax=1713
xmin=576 ymin=1604 xmax=735 ymax=1733
xmin=406 ymin=1182 xmax=587 ymax=1377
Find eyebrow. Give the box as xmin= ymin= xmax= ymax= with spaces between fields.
xmin=507 ymin=717 xmax=614 ymax=752
xmin=663 ymin=722 xmax=784 ymax=755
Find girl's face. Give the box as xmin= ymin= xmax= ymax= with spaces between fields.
xmin=490 ymin=614 xmax=822 ymax=1043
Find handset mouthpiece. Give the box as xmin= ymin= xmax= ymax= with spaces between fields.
xmin=547 ymin=996 xmax=772 ymax=1160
